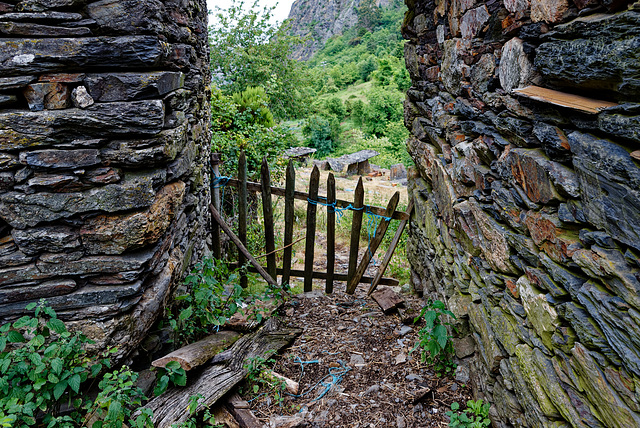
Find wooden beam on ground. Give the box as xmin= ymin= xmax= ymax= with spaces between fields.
xmin=210 ymin=204 xmax=278 ymax=287
xmin=346 ymin=191 xmax=400 ymax=294
xmin=282 ymin=160 xmax=296 ymax=287
xmin=368 ymin=200 xmax=414 ymax=296
xmin=224 ymin=178 xmax=409 ymax=221
xmin=238 ymin=152 xmax=248 ymax=288
xmin=226 ymin=393 xmax=265 ymax=428
xmin=326 ymin=173 xmax=336 ymax=294
xmin=347 ymin=177 xmax=365 ymax=288
xmin=261 ymin=158 xmax=277 ymax=281
xmin=227 ymin=265 xmax=399 ymax=287
xmin=152 ymin=331 xmax=241 ymax=371
xmin=140 ymin=318 xmax=301 ymax=426
xmin=304 ymin=166 xmax=320 ymax=292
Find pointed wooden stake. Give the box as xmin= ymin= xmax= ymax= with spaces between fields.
xmin=304 ymin=166 xmax=320 ymax=292
xmin=326 ymin=173 xmax=336 ymax=294
xmin=282 ymin=160 xmax=295 ymax=287
xmin=347 ymin=177 xmax=365 ymax=288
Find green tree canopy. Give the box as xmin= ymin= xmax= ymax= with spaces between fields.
xmin=209 ymin=0 xmax=311 ymax=119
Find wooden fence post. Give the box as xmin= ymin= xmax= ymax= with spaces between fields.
xmin=346 ymin=191 xmax=400 ymax=294
xmin=261 ymin=157 xmax=277 ymax=282
xmin=211 ymin=153 xmax=222 ymax=260
xmin=238 ymin=152 xmax=248 ymax=288
xmin=282 ymin=160 xmax=295 ymax=288
xmin=303 ymin=166 xmax=320 ymax=292
xmin=347 ymin=177 xmax=365 ymax=288
xmin=326 ymin=173 xmax=336 ymax=294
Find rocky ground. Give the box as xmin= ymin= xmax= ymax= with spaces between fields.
xmin=238 ymin=280 xmax=473 ymax=428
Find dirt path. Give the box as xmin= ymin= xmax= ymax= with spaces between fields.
xmin=239 ymin=279 xmax=473 ymax=428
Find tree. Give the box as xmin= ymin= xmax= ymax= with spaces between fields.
xmin=209 ymin=0 xmax=310 ymax=119
xmin=356 ymin=0 xmax=382 ymax=31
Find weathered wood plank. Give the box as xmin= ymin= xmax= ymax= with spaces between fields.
xmin=326 ymin=173 xmax=336 ymax=294
xmin=227 ymin=264 xmax=400 ymax=287
xmin=367 ymin=200 xmax=414 ymax=296
xmin=261 ymin=157 xmax=277 ymax=281
xmin=371 ymin=286 xmax=405 ymax=314
xmin=304 ymin=166 xmax=320 ymax=292
xmin=238 ymin=151 xmax=248 ymax=289
xmin=282 ymin=160 xmax=295 ymax=287
xmin=211 ymin=153 xmax=222 ymax=260
xmin=151 ymin=331 xmax=241 ymax=371
xmin=210 ymin=204 xmax=277 ymax=287
xmin=224 ymin=178 xmax=409 ymax=221
xmin=226 ymin=393 xmax=265 ymax=428
xmin=141 ymin=318 xmax=301 ymax=426
xmin=346 ymin=191 xmax=400 ymax=294
xmin=347 ymin=177 xmax=365 ymax=289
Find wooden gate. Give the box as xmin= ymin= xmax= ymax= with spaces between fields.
xmin=209 ymin=152 xmax=413 ymax=296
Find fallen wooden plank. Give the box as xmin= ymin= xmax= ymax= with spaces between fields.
xmin=227 ymin=264 xmax=400 ymax=287
xmin=213 ymin=405 xmax=242 ymax=428
xmin=226 ymin=393 xmax=265 ymax=428
xmin=371 ymin=286 xmax=405 ymax=314
xmin=269 ymin=371 xmax=299 ymax=395
xmin=512 ymin=85 xmax=617 ymax=114
xmin=210 ymin=203 xmax=278 ymax=287
xmin=368 ymin=200 xmax=414 ymax=296
xmin=224 ymin=178 xmax=409 ymax=221
xmin=141 ymin=317 xmax=301 ymax=426
xmin=151 ymin=331 xmax=241 ymax=371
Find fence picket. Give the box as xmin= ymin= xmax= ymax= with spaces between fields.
xmin=326 ymin=173 xmax=336 ymax=294
xmin=211 ymin=154 xmax=222 ymax=260
xmin=261 ymin=157 xmax=277 ymax=282
xmin=304 ymin=166 xmax=320 ymax=292
xmin=238 ymin=152 xmax=248 ymax=288
xmin=282 ymin=160 xmax=295 ymax=288
xmin=346 ymin=191 xmax=400 ymax=294
xmin=347 ymin=177 xmax=365 ymax=287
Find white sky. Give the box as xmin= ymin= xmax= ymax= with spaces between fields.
xmin=206 ymin=0 xmax=296 ymax=26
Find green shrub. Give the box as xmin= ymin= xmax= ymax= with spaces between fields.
xmin=411 ymin=299 xmax=457 ymax=376
xmin=303 ymin=115 xmax=338 ymax=157
xmin=447 ymin=400 xmax=491 ymax=428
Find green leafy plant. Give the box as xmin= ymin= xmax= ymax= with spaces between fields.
xmin=85 ymin=366 xmax=153 ymax=428
xmin=153 ymin=361 xmax=187 ymax=397
xmin=243 ymin=353 xmax=286 ymax=406
xmin=411 ymin=299 xmax=457 ymax=376
xmin=169 ymin=258 xmax=245 ymax=346
xmin=447 ymin=400 xmax=491 ymax=428
xmin=0 ymin=301 xmax=108 ymax=427
xmin=170 ymin=394 xmax=222 ymax=428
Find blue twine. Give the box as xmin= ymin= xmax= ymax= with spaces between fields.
xmin=287 ymin=357 xmax=351 ymax=403
xmin=212 ymin=173 xmax=231 ymax=212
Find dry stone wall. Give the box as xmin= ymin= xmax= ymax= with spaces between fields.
xmin=0 ymin=0 xmax=211 ymax=361
xmin=402 ymin=0 xmax=640 ymax=426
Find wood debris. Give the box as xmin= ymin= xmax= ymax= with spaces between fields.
xmin=151 ymin=331 xmax=241 ymax=371
xmin=372 ymin=286 xmax=405 ymax=313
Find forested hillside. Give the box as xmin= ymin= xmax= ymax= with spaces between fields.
xmin=208 ymin=0 xmax=410 ymax=178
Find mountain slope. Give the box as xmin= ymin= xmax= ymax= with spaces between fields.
xmin=287 ymin=0 xmax=391 ymax=60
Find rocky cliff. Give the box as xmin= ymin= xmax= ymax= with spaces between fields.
xmin=288 ymin=0 xmax=392 ymax=60
xmin=0 ymin=0 xmax=212 ymax=362
xmin=403 ymin=0 xmax=640 ymax=426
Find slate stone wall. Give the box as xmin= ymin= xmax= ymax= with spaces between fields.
xmin=0 ymin=0 xmax=211 ymax=361
xmin=402 ymin=0 xmax=640 ymax=426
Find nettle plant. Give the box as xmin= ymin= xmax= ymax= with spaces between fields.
xmin=447 ymin=399 xmax=491 ymax=428
xmin=0 ymin=301 xmax=110 ymax=427
xmin=412 ymin=299 xmax=457 ymax=376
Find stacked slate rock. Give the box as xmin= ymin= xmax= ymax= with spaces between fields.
xmin=403 ymin=0 xmax=640 ymax=426
xmin=0 ymin=0 xmax=212 ymax=362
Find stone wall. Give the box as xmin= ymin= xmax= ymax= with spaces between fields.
xmin=402 ymin=0 xmax=640 ymax=426
xmin=0 ymin=0 xmax=211 ymax=362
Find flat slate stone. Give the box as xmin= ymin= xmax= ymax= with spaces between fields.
xmin=85 ymin=72 xmax=185 ymax=102
xmin=0 ymin=22 xmax=91 ymax=37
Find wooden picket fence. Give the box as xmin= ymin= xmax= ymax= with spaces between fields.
xmin=209 ymin=152 xmax=413 ymax=296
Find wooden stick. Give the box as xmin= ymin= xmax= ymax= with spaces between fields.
xmin=261 ymin=158 xmax=277 ymax=281
xmin=347 ymin=177 xmax=364 ymax=288
xmin=268 ymin=371 xmax=299 ymax=395
xmin=227 ymin=264 xmax=400 ymax=287
xmin=255 ymin=236 xmax=305 ymax=260
xmin=223 ymin=178 xmax=409 ymax=221
xmin=151 ymin=331 xmax=241 ymax=371
xmin=282 ymin=160 xmax=295 ymax=287
xmin=346 ymin=191 xmax=400 ymax=294
xmin=209 ymin=204 xmax=277 ymax=287
xmin=304 ymin=166 xmax=320 ymax=292
xmin=326 ymin=173 xmax=336 ymax=294
xmin=211 ymin=153 xmax=222 ymax=260
xmin=367 ymin=200 xmax=414 ymax=296
xmin=238 ymin=152 xmax=248 ymax=288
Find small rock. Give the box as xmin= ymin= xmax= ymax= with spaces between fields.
xmin=398 ymin=325 xmax=413 ymax=336
xmin=395 ymin=352 xmax=407 ymax=365
xmin=362 ymin=384 xmax=380 ymax=396
xmin=455 ymin=364 xmax=470 ymax=383
xmin=396 ymin=415 xmax=406 ymax=428
xmin=72 ymin=85 xmax=94 ymax=108
xmin=406 ymin=374 xmax=425 ymax=382
xmin=350 ymin=354 xmax=365 ymax=366
xmin=450 ymin=383 xmax=458 ymax=392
